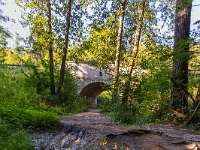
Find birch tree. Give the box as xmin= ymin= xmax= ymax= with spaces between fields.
xmin=122 ymin=0 xmax=146 ymax=104
xmin=113 ymin=0 xmax=126 ymax=99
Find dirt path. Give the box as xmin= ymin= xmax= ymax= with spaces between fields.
xmin=60 ymin=111 xmax=200 ymax=150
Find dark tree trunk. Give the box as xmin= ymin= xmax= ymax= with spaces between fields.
xmin=57 ymin=0 xmax=72 ymax=95
xmin=171 ymin=0 xmax=192 ymax=113
xmin=46 ymin=0 xmax=55 ymax=94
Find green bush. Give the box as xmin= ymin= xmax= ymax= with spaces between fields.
xmin=98 ymin=91 xmax=113 ymax=111
xmin=106 ymin=69 xmax=172 ymax=125
xmin=25 ymin=109 xmax=60 ymax=129
xmin=0 ymin=124 xmax=33 ymax=150
xmin=21 ymin=65 xmax=50 ymax=94
xmin=0 ymin=69 xmax=60 ymax=129
xmin=189 ymin=110 xmax=200 ymax=130
xmin=2 ymin=130 xmax=33 ymax=150
xmin=60 ymin=68 xmax=79 ymax=104
xmin=112 ymin=104 xmax=135 ymax=125
xmin=0 ymin=69 xmax=61 ymax=149
xmin=0 ymin=106 xmax=60 ymax=129
xmin=64 ymin=100 xmax=89 ymax=115
xmin=133 ymin=70 xmax=171 ymax=124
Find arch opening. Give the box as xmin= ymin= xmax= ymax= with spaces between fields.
xmin=79 ymin=82 xmax=106 ymax=108
xmin=79 ymin=82 xmax=106 ymax=98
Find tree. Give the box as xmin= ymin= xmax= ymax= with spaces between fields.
xmin=0 ymin=0 xmax=11 ymax=64
xmin=113 ymin=0 xmax=126 ymax=99
xmin=17 ymin=0 xmax=87 ymax=96
xmin=57 ymin=0 xmax=72 ymax=95
xmin=46 ymin=0 xmax=55 ymax=94
xmin=16 ymin=0 xmax=57 ymax=94
xmin=171 ymin=0 xmax=192 ymax=113
xmin=67 ymin=26 xmax=116 ymax=66
xmin=122 ymin=0 xmax=146 ymax=105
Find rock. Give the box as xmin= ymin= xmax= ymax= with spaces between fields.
xmin=32 ymin=124 xmax=131 ymax=150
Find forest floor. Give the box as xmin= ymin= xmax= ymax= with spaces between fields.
xmin=60 ymin=111 xmax=200 ymax=150
xmin=33 ymin=111 xmax=200 ymax=150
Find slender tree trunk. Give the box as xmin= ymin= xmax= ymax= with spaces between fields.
xmin=113 ymin=0 xmax=126 ymax=100
xmin=194 ymin=83 xmax=200 ymax=109
xmin=122 ymin=0 xmax=146 ymax=105
xmin=57 ymin=0 xmax=72 ymax=95
xmin=46 ymin=0 xmax=55 ymax=94
xmin=171 ymin=0 xmax=192 ymax=113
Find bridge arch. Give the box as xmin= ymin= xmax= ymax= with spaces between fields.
xmin=79 ymin=82 xmax=108 ymax=108
xmin=79 ymin=82 xmax=106 ymax=98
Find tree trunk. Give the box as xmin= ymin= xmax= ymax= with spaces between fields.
xmin=194 ymin=83 xmax=200 ymax=109
xmin=113 ymin=0 xmax=126 ymax=99
xmin=57 ymin=0 xmax=72 ymax=95
xmin=46 ymin=0 xmax=55 ymax=94
xmin=122 ymin=0 xmax=146 ymax=105
xmin=171 ymin=0 xmax=192 ymax=113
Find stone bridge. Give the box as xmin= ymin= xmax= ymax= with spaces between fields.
xmin=66 ymin=61 xmax=113 ymax=107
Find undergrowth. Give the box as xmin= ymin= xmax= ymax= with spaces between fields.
xmin=1 ymin=66 xmax=199 ymax=149
xmin=99 ymin=70 xmax=200 ymax=128
xmin=0 ymin=68 xmax=87 ymax=149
